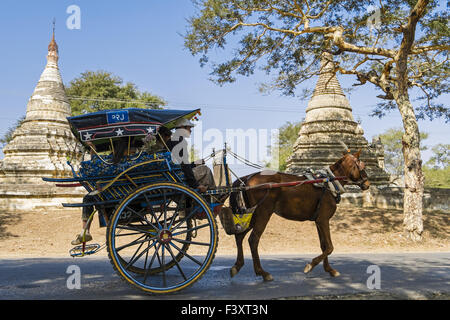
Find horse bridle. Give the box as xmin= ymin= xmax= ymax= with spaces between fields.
xmin=352 ymin=157 xmax=369 ymax=187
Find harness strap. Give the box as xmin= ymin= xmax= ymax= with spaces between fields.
xmin=232 ymin=172 xmax=270 ymax=216
xmin=325 ymin=167 xmax=346 ymax=194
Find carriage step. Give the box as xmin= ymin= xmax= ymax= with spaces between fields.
xmin=69 ymin=243 xmax=101 ymax=257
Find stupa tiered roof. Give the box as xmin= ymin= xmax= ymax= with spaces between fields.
xmin=286 ymin=52 xmax=390 ymax=185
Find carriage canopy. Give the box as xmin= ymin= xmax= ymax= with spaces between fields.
xmin=67 ymin=108 xmax=200 ymax=145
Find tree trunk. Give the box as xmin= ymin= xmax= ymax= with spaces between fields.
xmin=395 ymin=93 xmax=424 ymax=241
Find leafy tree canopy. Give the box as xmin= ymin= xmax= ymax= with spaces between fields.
xmin=185 ymin=0 xmax=449 ymax=121
xmin=425 ymin=143 xmax=449 ymax=169
xmin=267 ymin=120 xmax=302 ymax=171
xmin=423 ymin=144 xmax=450 ymax=188
xmin=66 ymin=70 xmax=166 ymax=115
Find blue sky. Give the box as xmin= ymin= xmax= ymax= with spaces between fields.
xmin=0 ymin=1 xmax=448 ymax=176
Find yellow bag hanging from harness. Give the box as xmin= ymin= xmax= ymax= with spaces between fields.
xmin=231 ymin=206 xmax=255 ymax=233
xmin=219 ymin=187 xmax=258 ymax=235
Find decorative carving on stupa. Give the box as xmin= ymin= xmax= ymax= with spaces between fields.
xmin=0 ymin=29 xmax=84 ymax=210
xmin=286 ymin=52 xmax=390 ymax=185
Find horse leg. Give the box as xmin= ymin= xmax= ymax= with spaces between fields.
xmin=230 ymin=229 xmax=251 ymax=278
xmin=248 ymin=210 xmax=273 ymax=281
xmin=304 ymin=218 xmax=336 ymax=275
xmin=314 ymin=223 xmax=340 ymax=277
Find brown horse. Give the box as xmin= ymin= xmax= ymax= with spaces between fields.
xmin=229 ymin=149 xmax=370 ymax=281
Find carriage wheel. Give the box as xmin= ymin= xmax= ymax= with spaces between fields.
xmin=107 ymin=182 xmax=218 ymax=294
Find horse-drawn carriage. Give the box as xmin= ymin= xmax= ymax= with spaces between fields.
xmin=43 ymin=108 xmax=233 ymax=294
xmin=44 ymin=107 xmax=362 ymax=294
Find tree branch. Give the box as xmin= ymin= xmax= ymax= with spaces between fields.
xmin=331 ymin=27 xmax=396 ymax=58
xmin=396 ymin=0 xmax=430 ymax=61
xmin=411 ymin=44 xmax=450 ymax=54
xmin=229 ymin=21 xmax=337 ymax=37
xmin=395 ymin=0 xmax=430 ymax=94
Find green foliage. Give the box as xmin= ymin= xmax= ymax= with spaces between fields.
xmin=425 ymin=143 xmax=449 ymax=169
xmin=423 ymin=166 xmax=450 ymax=188
xmin=267 ymin=121 xmax=302 ymax=171
xmin=423 ymin=143 xmax=450 ymax=188
xmin=0 ymin=116 xmax=25 ymax=147
xmin=65 ymin=71 xmax=166 ymax=115
xmin=375 ymin=128 xmax=449 ymax=188
xmin=375 ymin=127 xmax=428 ymax=176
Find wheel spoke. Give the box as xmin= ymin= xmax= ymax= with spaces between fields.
xmin=165 ymin=243 xmax=187 ymax=281
xmin=115 ymin=225 xmax=156 ymax=235
xmin=142 ymin=193 xmax=163 ymax=229
xmin=142 ymin=239 xmax=151 ymax=275
xmin=143 ymin=242 xmax=161 ymax=284
xmin=127 ymin=206 xmax=159 ymax=231
xmin=171 ymin=237 xmax=210 ymax=246
xmin=116 ymin=235 xmax=157 ymax=252
xmin=162 ymin=189 xmax=168 ymax=230
xmin=168 ymin=194 xmax=185 ymax=230
xmin=169 ymin=242 xmax=203 ymax=266
xmin=172 ymin=223 xmax=210 ymax=237
xmin=125 ymin=240 xmax=145 ymax=269
xmin=124 ymin=239 xmax=158 ymax=271
xmin=115 ymin=231 xmax=146 ymax=237
xmin=161 ymin=243 xmax=167 ymax=287
xmin=170 ymin=206 xmax=202 ymax=232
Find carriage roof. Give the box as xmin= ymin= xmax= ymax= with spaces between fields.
xmin=67 ymin=108 xmax=200 ymax=145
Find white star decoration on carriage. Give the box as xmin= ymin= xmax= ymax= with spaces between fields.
xmin=69 ymin=108 xmax=200 ymax=144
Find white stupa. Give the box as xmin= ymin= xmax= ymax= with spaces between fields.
xmin=0 ymin=30 xmax=84 ymax=211
xmin=286 ymin=52 xmax=390 ymax=185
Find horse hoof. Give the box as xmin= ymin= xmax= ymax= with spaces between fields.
xmin=330 ymin=270 xmax=341 ymax=277
xmin=304 ymin=264 xmax=313 ymax=274
xmin=263 ymin=274 xmax=274 ymax=282
xmin=230 ymin=267 xmax=239 ymax=278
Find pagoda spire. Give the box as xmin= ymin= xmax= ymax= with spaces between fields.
xmin=47 ymin=19 xmax=59 ymax=61
xmin=25 ymin=22 xmax=70 ymax=124
xmin=312 ymin=52 xmax=345 ymax=97
xmin=304 ymin=52 xmax=353 ymax=123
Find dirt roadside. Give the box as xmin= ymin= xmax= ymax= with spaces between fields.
xmin=0 ymin=205 xmax=448 ymax=258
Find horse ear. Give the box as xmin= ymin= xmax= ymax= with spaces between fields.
xmin=354 ymin=149 xmax=362 ymax=159
xmin=342 ymin=149 xmax=351 ymax=156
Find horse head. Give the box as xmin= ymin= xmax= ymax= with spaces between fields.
xmin=331 ymin=144 xmax=370 ymax=191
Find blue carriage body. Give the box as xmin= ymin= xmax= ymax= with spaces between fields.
xmin=43 ymin=108 xmax=226 ymax=221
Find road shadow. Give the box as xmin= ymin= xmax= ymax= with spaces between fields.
xmin=0 ymin=254 xmax=448 ymax=300
xmin=0 ymin=211 xmax=21 ymax=240
xmin=332 ymin=207 xmax=449 ymax=239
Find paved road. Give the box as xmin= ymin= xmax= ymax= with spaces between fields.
xmin=0 ymin=253 xmax=448 ymax=300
